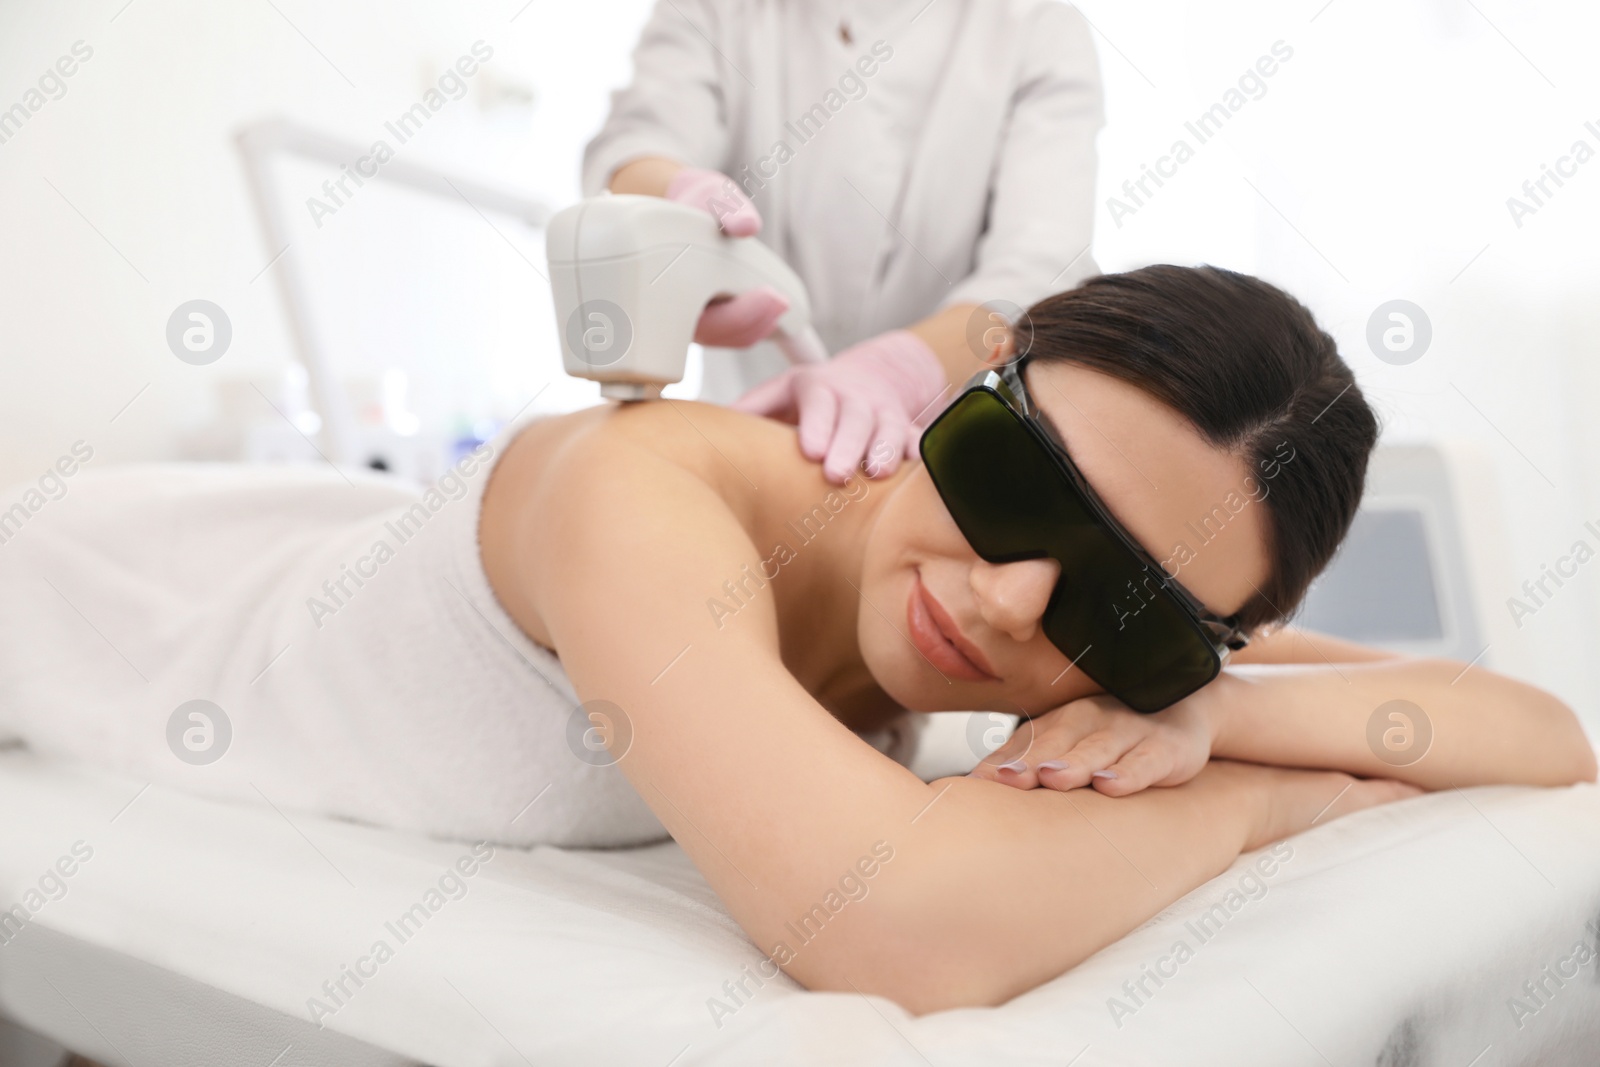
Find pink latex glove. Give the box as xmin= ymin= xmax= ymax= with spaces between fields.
xmin=694 ymin=286 xmax=789 ymax=347
xmin=663 ymin=167 xmax=781 ymax=350
xmin=733 ymin=330 xmax=948 ymax=483
xmin=665 ymin=166 xmax=762 ymax=237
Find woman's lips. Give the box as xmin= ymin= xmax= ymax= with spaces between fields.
xmin=906 ymin=574 xmax=998 ymax=682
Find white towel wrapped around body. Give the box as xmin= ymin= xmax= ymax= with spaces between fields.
xmin=0 ymin=444 xmax=673 ymax=848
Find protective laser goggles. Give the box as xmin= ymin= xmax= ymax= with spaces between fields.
xmin=918 ymin=358 xmax=1249 ymax=713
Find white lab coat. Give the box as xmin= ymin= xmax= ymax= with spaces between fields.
xmin=583 ymin=0 xmax=1103 ymax=402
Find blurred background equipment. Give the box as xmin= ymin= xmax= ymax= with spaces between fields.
xmin=1298 ymin=441 xmax=1511 ymax=664
xmin=230 ymin=116 xmax=551 ymax=476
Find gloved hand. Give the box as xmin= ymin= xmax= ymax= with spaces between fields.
xmin=733 ymin=330 xmax=948 ymax=484
xmin=662 ymin=167 xmax=779 ymax=350
xmin=693 ymin=286 xmax=789 ymax=348
xmin=665 ymin=166 xmax=762 ymax=237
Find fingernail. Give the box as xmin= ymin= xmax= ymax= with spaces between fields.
xmin=1092 ymin=770 xmax=1118 ymax=780
xmin=1038 ymin=760 xmax=1069 ymax=772
xmin=997 ymin=759 xmax=1027 ymax=775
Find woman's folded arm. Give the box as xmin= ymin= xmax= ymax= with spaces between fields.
xmin=503 ymin=420 xmax=1412 ymax=1011
xmin=1209 ymin=631 xmax=1597 ymax=789
xmin=796 ymin=764 xmax=1286 ymax=1011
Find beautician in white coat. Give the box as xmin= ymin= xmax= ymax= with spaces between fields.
xmin=584 ymin=0 xmax=1103 ymax=483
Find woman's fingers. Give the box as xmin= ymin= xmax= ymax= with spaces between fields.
xmin=1033 ymin=730 xmax=1136 ymax=792
xmin=1035 ymin=760 xmax=1074 ymax=791
xmin=969 ymin=721 xmax=1047 ymax=788
xmin=980 ymin=737 xmax=1131 ymax=793
xmin=1087 ymin=742 xmax=1174 ymax=797
xmin=972 ymin=757 xmax=1038 ymax=789
xmin=970 ymin=697 xmax=1213 ymax=797
xmin=975 ymin=722 xmax=1135 ymax=793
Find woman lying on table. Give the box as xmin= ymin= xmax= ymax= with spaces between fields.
xmin=3 ymin=265 xmax=1591 ymax=1014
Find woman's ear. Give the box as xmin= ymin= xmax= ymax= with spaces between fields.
xmin=987 ymin=335 xmax=1011 ymax=367
xmin=979 ymin=337 xmax=1004 ymax=371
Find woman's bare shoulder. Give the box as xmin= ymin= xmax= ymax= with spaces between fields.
xmin=478 ymin=400 xmax=785 ymax=649
xmin=494 ymin=400 xmax=791 ymax=500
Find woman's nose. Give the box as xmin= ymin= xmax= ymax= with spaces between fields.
xmin=969 ymin=558 xmax=1061 ymax=644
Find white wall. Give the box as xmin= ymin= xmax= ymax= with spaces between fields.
xmin=0 ymin=0 xmax=657 ymax=480
xmin=2 ymin=0 xmax=1598 ymax=720
xmin=1078 ymin=0 xmax=1600 ymax=721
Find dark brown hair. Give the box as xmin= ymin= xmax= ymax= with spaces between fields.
xmin=1016 ymin=264 xmax=1378 ymax=630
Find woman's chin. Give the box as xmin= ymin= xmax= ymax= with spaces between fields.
xmin=875 ymin=662 xmax=1103 ymax=719
xmin=865 ymin=656 xmax=1005 ymax=714
xmin=861 ymin=651 xmax=952 ymax=713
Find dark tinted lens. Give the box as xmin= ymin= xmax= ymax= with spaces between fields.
xmin=920 ymin=388 xmax=1220 ymax=712
xmin=920 ymin=390 xmax=1065 ymax=560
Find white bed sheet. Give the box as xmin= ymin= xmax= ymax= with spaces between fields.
xmin=1 ymin=748 xmax=1598 ymax=1066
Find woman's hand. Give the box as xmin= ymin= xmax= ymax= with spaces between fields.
xmin=968 ymin=686 xmax=1225 ymax=797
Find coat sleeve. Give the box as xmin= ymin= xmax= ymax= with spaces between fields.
xmin=581 ymin=0 xmax=735 ymax=195
xmin=943 ymin=2 xmax=1105 ymax=312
